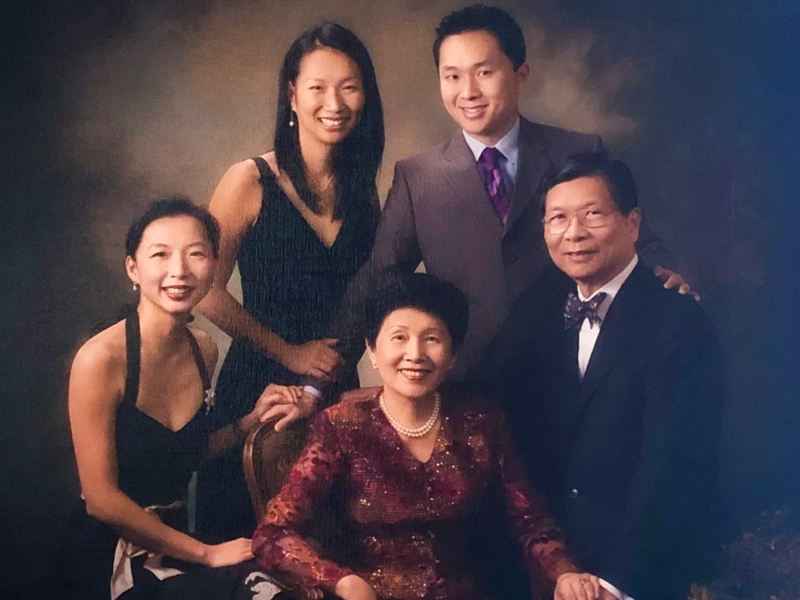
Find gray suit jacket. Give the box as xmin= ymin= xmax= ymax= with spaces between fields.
xmin=316 ymin=117 xmax=666 ymax=392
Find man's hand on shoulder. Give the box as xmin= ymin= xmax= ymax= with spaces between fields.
xmin=654 ymin=266 xmax=700 ymax=301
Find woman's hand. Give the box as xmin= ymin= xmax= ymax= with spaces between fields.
xmin=334 ymin=574 xmax=377 ymax=600
xmin=203 ymin=538 xmax=254 ymax=567
xmin=555 ymin=572 xmax=603 ymax=600
xmin=253 ymin=384 xmax=303 ymax=421
xmin=280 ymin=339 xmax=343 ymax=380
xmin=259 ymin=388 xmax=319 ymax=432
xmin=237 ymin=384 xmax=302 ymax=434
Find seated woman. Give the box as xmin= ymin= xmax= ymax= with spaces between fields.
xmin=252 ymin=273 xmax=605 ymax=600
xmin=65 ymin=197 xmax=297 ymax=600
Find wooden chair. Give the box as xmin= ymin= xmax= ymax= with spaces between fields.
xmin=243 ymin=387 xmax=380 ymax=520
xmin=242 ymin=387 xmax=380 ymax=599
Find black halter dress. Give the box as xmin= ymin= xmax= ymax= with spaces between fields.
xmin=63 ymin=312 xmax=210 ymax=600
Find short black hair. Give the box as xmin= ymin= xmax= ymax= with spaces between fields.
xmin=433 ymin=4 xmax=526 ymax=70
xmin=125 ymin=196 xmax=220 ymax=258
xmin=364 ymin=273 xmax=469 ymax=353
xmin=540 ymin=153 xmax=639 ymax=215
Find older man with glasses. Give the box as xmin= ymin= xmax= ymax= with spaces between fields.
xmin=483 ymin=153 xmax=725 ymax=600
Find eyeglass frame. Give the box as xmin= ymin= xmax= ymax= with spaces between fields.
xmin=541 ymin=206 xmax=620 ymax=235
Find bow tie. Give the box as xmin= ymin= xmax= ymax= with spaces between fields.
xmin=564 ymin=291 xmax=608 ymax=330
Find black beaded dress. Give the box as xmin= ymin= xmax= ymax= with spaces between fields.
xmin=196 ymin=156 xmax=377 ymax=537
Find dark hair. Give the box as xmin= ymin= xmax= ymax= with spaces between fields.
xmin=433 ymin=4 xmax=526 ymax=70
xmin=125 ymin=196 xmax=221 ymax=258
xmin=539 ymin=153 xmax=639 ymax=215
xmin=364 ymin=273 xmax=470 ymax=353
xmin=274 ymin=22 xmax=384 ymax=219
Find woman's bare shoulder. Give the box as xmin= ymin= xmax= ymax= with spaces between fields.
xmin=210 ymin=156 xmax=272 ymax=225
xmin=70 ymin=321 xmax=127 ymax=404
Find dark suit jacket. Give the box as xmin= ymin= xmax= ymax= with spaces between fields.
xmin=483 ymin=264 xmax=725 ymax=600
xmin=316 ymin=117 xmax=667 ymax=389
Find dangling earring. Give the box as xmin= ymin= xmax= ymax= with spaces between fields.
xmin=132 ymin=282 xmax=139 ymax=291
xmin=289 ymin=110 xmax=296 ymax=128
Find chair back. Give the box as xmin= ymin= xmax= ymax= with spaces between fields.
xmin=242 ymin=386 xmax=380 ymax=521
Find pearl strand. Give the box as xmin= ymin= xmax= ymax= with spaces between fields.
xmin=379 ymin=391 xmax=441 ymax=438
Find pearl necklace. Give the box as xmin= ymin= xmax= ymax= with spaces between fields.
xmin=379 ymin=391 xmax=441 ymax=438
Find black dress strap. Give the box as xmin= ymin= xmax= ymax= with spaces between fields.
xmin=123 ymin=311 xmax=141 ymax=407
xmin=124 ymin=311 xmax=211 ymax=407
xmin=251 ymin=156 xmax=275 ymax=183
xmin=186 ymin=329 xmax=211 ymax=391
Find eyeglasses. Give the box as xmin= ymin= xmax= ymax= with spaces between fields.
xmin=542 ymin=207 xmax=618 ymax=235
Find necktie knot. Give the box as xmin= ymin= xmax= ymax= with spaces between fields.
xmin=476 ymin=147 xmax=511 ymax=223
xmin=478 ymin=146 xmax=504 ymax=170
xmin=564 ymin=291 xmax=608 ymax=330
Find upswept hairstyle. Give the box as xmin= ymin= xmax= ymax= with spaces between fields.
xmin=539 ymin=152 xmax=639 ymax=215
xmin=433 ymin=4 xmax=526 ymax=70
xmin=125 ymin=196 xmax=221 ymax=258
xmin=364 ymin=273 xmax=470 ymax=353
xmin=274 ymin=22 xmax=384 ymax=218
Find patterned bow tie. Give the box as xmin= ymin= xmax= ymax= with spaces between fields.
xmin=563 ymin=291 xmax=608 ymax=330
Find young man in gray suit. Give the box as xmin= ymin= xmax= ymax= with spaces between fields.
xmin=265 ymin=5 xmax=690 ymax=427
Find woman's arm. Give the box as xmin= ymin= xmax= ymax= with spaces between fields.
xmin=206 ymin=384 xmax=302 ymax=459
xmin=196 ymin=158 xmax=340 ymax=381
xmin=192 ymin=328 xmax=304 ymax=458
xmin=251 ymin=412 xmax=353 ymax=593
xmin=69 ymin=339 xmax=251 ymax=567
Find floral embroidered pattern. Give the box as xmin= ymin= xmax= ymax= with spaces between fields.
xmin=252 ymin=390 xmax=577 ymax=599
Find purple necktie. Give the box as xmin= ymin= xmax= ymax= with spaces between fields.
xmin=476 ymin=147 xmax=511 ymax=223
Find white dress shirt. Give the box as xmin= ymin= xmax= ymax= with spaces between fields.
xmin=577 ymin=254 xmax=639 ymax=378
xmin=463 ymin=116 xmax=521 ymax=196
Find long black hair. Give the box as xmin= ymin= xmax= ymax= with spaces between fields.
xmin=274 ymin=22 xmax=384 ymax=219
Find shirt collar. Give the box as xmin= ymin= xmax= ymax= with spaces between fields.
xmin=463 ymin=116 xmax=520 ymax=167
xmin=577 ymin=254 xmax=639 ymax=322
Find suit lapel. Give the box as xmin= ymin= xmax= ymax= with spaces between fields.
xmin=554 ymin=302 xmax=587 ymax=428
xmin=578 ymin=265 xmax=650 ymax=405
xmin=504 ymin=117 xmax=548 ymax=235
xmin=441 ymin=130 xmax=504 ymax=226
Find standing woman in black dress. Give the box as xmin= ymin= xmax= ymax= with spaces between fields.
xmin=195 ymin=23 xmax=384 ymax=537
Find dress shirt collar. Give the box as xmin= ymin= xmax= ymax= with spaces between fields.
xmin=463 ymin=116 xmax=520 ymax=168
xmin=577 ymin=254 xmax=639 ymax=324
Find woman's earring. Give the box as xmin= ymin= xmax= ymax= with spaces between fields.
xmin=132 ymin=282 xmax=139 ymax=291
xmin=289 ymin=110 xmax=296 ymax=128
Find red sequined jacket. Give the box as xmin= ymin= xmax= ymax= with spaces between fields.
xmin=252 ymin=390 xmax=578 ymax=600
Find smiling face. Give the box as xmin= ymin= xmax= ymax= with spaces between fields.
xmin=290 ymin=47 xmax=365 ymax=149
xmin=438 ymin=30 xmax=528 ymax=146
xmin=544 ymin=175 xmax=641 ymax=297
xmin=126 ymin=215 xmax=215 ymax=315
xmin=367 ymin=307 xmax=455 ymax=404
